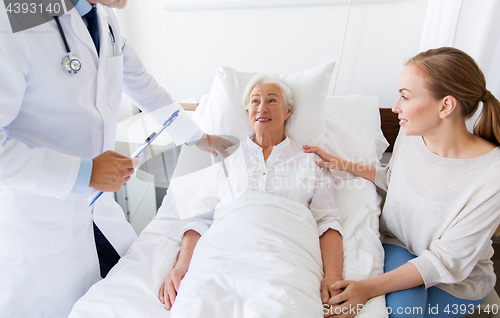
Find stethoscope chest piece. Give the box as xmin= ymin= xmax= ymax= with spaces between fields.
xmin=55 ymin=16 xmax=82 ymax=75
xmin=62 ymin=53 xmax=82 ymax=75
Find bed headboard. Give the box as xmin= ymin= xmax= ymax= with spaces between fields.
xmin=379 ymin=108 xmax=399 ymax=153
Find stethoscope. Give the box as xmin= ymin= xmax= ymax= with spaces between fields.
xmin=54 ymin=16 xmax=82 ymax=75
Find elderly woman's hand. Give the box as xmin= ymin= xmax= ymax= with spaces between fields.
xmin=321 ymin=275 xmax=342 ymax=312
xmin=158 ymin=265 xmax=189 ymax=310
xmin=195 ymin=134 xmax=234 ymax=157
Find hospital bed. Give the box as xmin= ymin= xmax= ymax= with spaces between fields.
xmin=68 ymin=62 xmax=498 ymax=318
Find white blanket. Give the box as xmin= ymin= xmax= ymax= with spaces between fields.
xmin=70 ymin=177 xmax=387 ymax=318
xmin=171 ymin=192 xmax=324 ymax=317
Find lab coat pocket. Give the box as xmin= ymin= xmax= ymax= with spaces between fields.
xmin=104 ymin=54 xmax=124 ymax=109
xmin=0 ymin=191 xmax=74 ymax=258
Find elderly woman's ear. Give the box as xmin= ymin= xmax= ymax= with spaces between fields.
xmin=284 ymin=105 xmax=293 ymax=123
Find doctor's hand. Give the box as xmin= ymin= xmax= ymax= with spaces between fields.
xmin=195 ymin=134 xmax=234 ymax=157
xmin=89 ymin=151 xmax=140 ymax=192
xmin=159 ymin=265 xmax=189 ymax=310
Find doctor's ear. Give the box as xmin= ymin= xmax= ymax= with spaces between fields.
xmin=439 ymin=96 xmax=458 ymax=119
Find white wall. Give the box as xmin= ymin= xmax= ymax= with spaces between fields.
xmin=116 ymin=0 xmax=428 ymax=111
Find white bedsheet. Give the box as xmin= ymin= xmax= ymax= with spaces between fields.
xmin=69 ymin=172 xmax=387 ymax=318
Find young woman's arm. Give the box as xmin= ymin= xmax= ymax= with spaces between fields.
xmin=324 ymin=263 xmax=424 ymax=318
xmin=303 ymin=146 xmax=376 ymax=183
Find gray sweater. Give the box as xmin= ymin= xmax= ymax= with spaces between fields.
xmin=375 ymin=133 xmax=500 ymax=300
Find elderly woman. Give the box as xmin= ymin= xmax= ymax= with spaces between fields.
xmin=158 ymin=75 xmax=343 ymax=317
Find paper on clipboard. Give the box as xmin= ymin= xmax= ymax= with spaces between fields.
xmin=144 ymin=103 xmax=200 ymax=146
xmin=115 ymin=100 xmax=199 ymax=147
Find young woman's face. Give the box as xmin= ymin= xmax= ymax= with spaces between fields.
xmin=247 ymin=83 xmax=291 ymax=136
xmin=392 ymin=65 xmax=442 ymax=136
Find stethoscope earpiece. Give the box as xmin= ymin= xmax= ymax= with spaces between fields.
xmin=62 ymin=53 xmax=82 ymax=75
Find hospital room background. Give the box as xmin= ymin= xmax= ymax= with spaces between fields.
xmin=106 ymin=0 xmax=500 ymax=312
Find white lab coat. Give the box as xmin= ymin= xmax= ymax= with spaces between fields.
xmin=0 ymin=5 xmax=179 ymax=318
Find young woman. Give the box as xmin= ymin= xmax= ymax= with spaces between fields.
xmin=304 ymin=47 xmax=500 ymax=318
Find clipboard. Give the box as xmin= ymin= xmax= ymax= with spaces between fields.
xmin=89 ymin=110 xmax=180 ymax=206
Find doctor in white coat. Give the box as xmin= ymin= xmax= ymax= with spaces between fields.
xmin=0 ymin=0 xmax=229 ymax=317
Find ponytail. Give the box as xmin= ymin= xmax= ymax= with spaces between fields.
xmin=473 ymin=91 xmax=500 ymax=147
xmin=476 ymin=92 xmax=500 ymax=236
xmin=479 ymin=93 xmax=500 ymax=236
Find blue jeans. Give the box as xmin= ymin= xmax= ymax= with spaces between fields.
xmin=383 ymin=244 xmax=483 ymax=318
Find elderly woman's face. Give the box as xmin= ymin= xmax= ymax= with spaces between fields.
xmin=248 ymin=83 xmax=291 ymax=136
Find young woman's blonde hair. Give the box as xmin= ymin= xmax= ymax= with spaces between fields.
xmin=407 ymin=47 xmax=500 ymax=235
xmin=406 ymin=47 xmax=500 ymax=147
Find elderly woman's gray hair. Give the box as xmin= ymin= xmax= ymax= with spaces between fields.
xmin=242 ymin=75 xmax=294 ymax=110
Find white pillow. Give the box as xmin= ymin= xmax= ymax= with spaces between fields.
xmin=192 ymin=61 xmax=336 ymax=147
xmin=324 ymin=95 xmax=389 ymax=163
xmin=323 ymin=95 xmax=388 ymax=223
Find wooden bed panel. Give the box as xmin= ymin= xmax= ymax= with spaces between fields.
xmin=379 ymin=108 xmax=400 ymax=153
